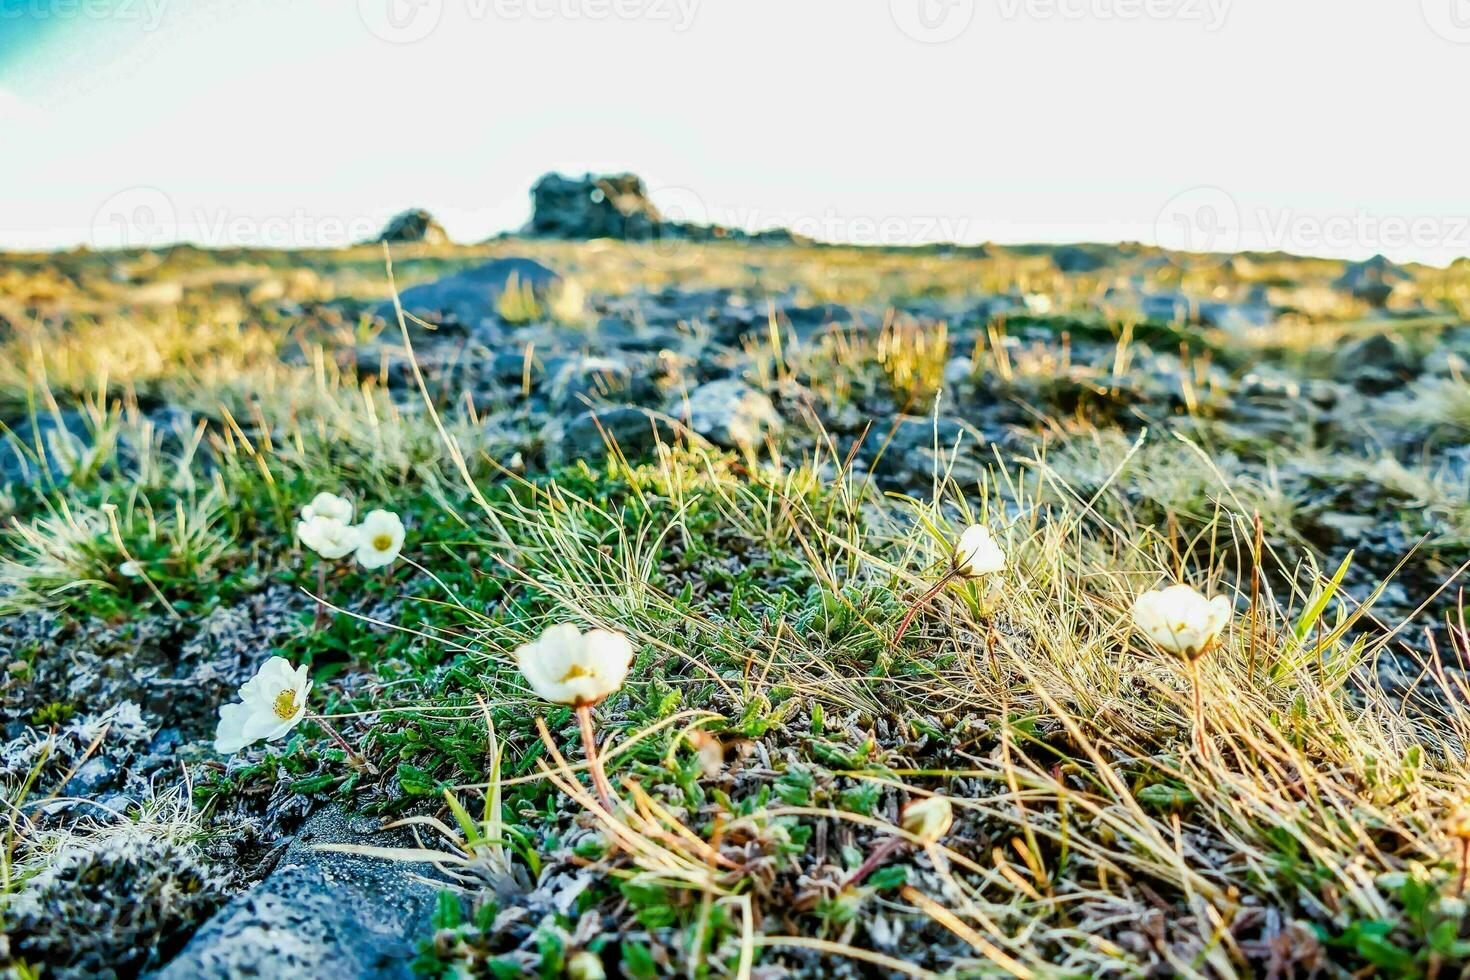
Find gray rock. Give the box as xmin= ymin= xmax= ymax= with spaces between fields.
xmin=1140 ymin=291 xmax=1195 ymax=324
xmin=858 ymin=415 xmax=986 ymax=484
xmin=0 ymin=409 xmax=93 ymax=487
xmin=1335 ymin=254 xmax=1411 ymax=307
xmin=777 ymin=303 xmax=854 ymax=335
xmin=1334 ymin=332 xmax=1418 ymax=391
xmin=968 ymin=295 xmax=1024 ymax=321
xmin=1422 ymin=348 xmax=1468 ymax=377
xmin=488 ymin=349 xmax=545 ymax=387
xmin=943 ymin=357 xmax=975 ymax=388
xmin=63 ymin=756 xmax=117 ymax=798
xmin=375 ymin=257 xmax=562 ymax=331
xmin=595 ymin=316 xmax=639 ymax=343
xmin=1198 ymin=300 xmax=1275 ymax=334
xmin=152 ymin=807 xmax=443 ymax=980
xmin=13 ymin=829 xmax=228 ymax=976
xmin=549 ymin=355 xmax=635 ymax=411
xmin=542 ymin=406 xmax=696 ymax=465
xmin=1050 ymin=245 xmax=1107 ymax=273
xmin=527 ymin=171 xmax=663 ymax=240
xmin=678 ymin=380 xmax=782 ymax=449
xmin=524 ymin=172 xmax=801 ymax=246
xmin=374 ymin=208 xmax=449 ymax=244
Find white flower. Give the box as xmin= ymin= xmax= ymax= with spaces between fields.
xmin=119 ymin=560 xmax=144 ymax=578
xmin=302 ymin=492 xmax=353 ymax=524
xmin=513 ymin=623 xmax=634 ymax=707
xmin=901 ymin=795 xmax=954 ymax=845
xmin=954 ymin=524 xmax=1006 ymax=577
xmin=354 ymin=510 xmax=405 ymax=569
xmin=1131 ymin=584 xmax=1232 ymax=659
xmin=214 ymin=656 xmax=312 ymax=754
xmin=296 ymin=515 xmax=359 ymax=559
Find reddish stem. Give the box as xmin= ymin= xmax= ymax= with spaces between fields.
xmin=1190 ymin=657 xmax=1207 ymax=758
xmin=892 ymin=567 xmax=965 ymax=647
xmin=313 ymin=564 xmax=328 ymax=629
xmin=844 ymin=836 xmax=904 ymax=889
xmin=577 ymin=704 xmax=616 ymax=812
xmin=314 ymin=714 xmax=378 ymax=775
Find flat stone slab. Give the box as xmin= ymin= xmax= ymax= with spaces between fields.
xmin=375 ymin=256 xmax=562 ymax=330
xmin=151 ymin=807 xmax=444 ymax=979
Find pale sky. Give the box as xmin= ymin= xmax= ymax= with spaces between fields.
xmin=2 ymin=0 xmax=1468 ymax=264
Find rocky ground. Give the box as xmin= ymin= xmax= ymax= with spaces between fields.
xmin=3 ymin=195 xmax=1470 ymax=977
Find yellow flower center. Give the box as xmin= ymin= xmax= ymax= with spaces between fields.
xmin=371 ymin=534 xmax=393 ymax=551
xmin=273 ymin=688 xmax=299 ymax=720
xmin=560 ymin=663 xmax=591 ymax=682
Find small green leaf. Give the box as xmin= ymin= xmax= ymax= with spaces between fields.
xmin=397 ymin=762 xmax=437 ymax=795
xmin=289 ymin=773 xmax=338 ymax=794
xmin=1136 ymin=783 xmax=1195 ymax=809
xmin=775 ymin=768 xmax=814 ymax=806
xmin=621 ymin=941 xmax=658 ymax=980
xmin=431 ymin=890 xmax=462 ymax=930
xmin=868 ymin=865 xmax=909 ymax=890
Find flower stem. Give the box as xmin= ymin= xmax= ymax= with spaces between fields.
xmin=844 ymin=836 xmax=904 ymax=889
xmin=892 ymin=566 xmax=965 ymax=647
xmin=1189 ymin=656 xmax=1207 ymax=758
xmin=314 ymin=714 xmax=378 ymax=776
xmin=577 ymin=704 xmax=616 ymax=812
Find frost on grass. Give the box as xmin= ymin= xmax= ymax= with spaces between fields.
xmin=6 ymin=789 xmax=229 ymax=977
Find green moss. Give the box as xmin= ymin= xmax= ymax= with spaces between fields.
xmin=31 ymin=701 xmax=77 ymax=726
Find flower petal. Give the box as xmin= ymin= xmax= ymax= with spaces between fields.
xmin=214 ymin=701 xmax=253 ymax=754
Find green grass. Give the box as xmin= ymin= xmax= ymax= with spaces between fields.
xmin=4 ymin=239 xmax=1470 ymax=977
